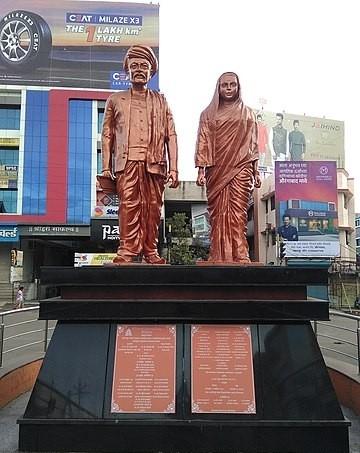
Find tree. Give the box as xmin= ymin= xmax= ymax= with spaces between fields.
xmin=166 ymin=212 xmax=194 ymax=265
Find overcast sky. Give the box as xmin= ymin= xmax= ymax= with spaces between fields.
xmin=98 ymin=0 xmax=359 ymax=210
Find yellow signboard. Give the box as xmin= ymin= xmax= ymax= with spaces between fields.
xmin=0 ymin=138 xmax=19 ymax=146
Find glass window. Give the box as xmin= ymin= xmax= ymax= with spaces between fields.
xmin=0 ymin=148 xmax=19 ymax=165
xmin=346 ymin=231 xmax=350 ymax=246
xmin=290 ymin=199 xmax=300 ymax=209
xmin=0 ymin=105 xmax=21 ymax=130
xmin=0 ymin=189 xmax=17 ymax=213
xmin=98 ymin=109 xmax=104 ymax=134
xmin=97 ymin=150 xmax=103 ymax=173
xmin=270 ymin=195 xmax=275 ymax=211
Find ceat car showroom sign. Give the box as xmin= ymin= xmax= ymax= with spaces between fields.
xmin=0 ymin=1 xmax=159 ymax=89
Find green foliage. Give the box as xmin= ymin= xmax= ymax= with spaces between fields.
xmin=166 ymin=213 xmax=194 ymax=265
xmin=191 ymin=238 xmax=209 ymax=262
xmin=167 ymin=212 xmax=191 ymax=238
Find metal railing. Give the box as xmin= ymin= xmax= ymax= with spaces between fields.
xmin=1 ymin=306 xmax=359 ymax=376
xmin=0 ymin=306 xmax=55 ymax=369
xmin=314 ymin=309 xmax=360 ymax=374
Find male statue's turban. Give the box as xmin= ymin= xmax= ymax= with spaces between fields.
xmin=123 ymin=45 xmax=158 ymax=76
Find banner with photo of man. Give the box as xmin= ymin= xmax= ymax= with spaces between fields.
xmin=275 ymin=161 xmax=340 ymax=258
xmin=255 ymin=111 xmax=344 ymax=171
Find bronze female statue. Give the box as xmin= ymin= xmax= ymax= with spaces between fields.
xmin=195 ymin=72 xmax=261 ymax=263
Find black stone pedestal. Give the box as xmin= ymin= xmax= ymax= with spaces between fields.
xmin=18 ymin=266 xmax=350 ymax=453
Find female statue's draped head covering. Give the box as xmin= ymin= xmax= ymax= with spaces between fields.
xmin=203 ymin=72 xmax=242 ymax=121
xmin=123 ymin=45 xmax=158 ymax=76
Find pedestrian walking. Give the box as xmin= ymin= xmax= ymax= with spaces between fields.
xmin=15 ymin=285 xmax=25 ymax=309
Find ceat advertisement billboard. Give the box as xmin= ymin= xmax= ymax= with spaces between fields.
xmin=0 ymin=1 xmax=159 ymax=89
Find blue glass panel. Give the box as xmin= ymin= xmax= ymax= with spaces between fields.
xmin=0 ymin=106 xmax=20 ymax=130
xmin=22 ymin=91 xmax=49 ymax=215
xmin=67 ymin=100 xmax=92 ymax=224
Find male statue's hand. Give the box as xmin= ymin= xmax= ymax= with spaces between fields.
xmin=167 ymin=170 xmax=179 ymax=188
xmin=102 ymin=169 xmax=114 ymax=179
xmin=196 ymin=168 xmax=206 ymax=186
xmin=254 ymin=174 xmax=262 ymax=189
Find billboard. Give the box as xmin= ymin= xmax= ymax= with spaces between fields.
xmin=93 ymin=189 xmax=119 ymax=219
xmin=0 ymin=165 xmax=18 ymax=189
xmin=74 ymin=252 xmax=115 ymax=266
xmin=0 ymin=1 xmax=159 ymax=89
xmin=275 ymin=161 xmax=340 ymax=258
xmin=256 ymin=111 xmax=344 ymax=171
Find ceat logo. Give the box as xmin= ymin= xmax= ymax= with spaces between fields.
xmin=94 ymin=207 xmax=104 ymax=217
xmin=319 ymin=166 xmax=328 ymax=175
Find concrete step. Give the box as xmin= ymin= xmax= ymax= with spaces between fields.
xmin=0 ymin=283 xmax=23 ymax=306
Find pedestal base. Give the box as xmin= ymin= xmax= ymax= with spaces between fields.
xmin=19 ymin=321 xmax=349 ymax=453
xmin=18 ymin=266 xmax=349 ymax=453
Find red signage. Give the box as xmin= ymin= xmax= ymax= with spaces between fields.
xmin=111 ymin=325 xmax=176 ymax=413
xmin=191 ymin=325 xmax=256 ymax=414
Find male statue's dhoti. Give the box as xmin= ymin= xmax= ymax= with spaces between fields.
xmin=101 ymin=46 xmax=179 ymax=264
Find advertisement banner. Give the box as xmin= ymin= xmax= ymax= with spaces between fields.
xmin=10 ymin=265 xmax=23 ymax=283
xmin=0 ymin=165 xmax=18 ymax=189
xmin=0 ymin=1 xmax=159 ymax=89
xmin=93 ymin=191 xmax=119 ymax=219
xmin=256 ymin=111 xmax=344 ymax=171
xmin=74 ymin=252 xmax=115 ymax=266
xmin=275 ymin=161 xmax=340 ymax=258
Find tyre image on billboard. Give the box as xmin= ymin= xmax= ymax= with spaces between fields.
xmin=0 ymin=0 xmax=159 ymax=89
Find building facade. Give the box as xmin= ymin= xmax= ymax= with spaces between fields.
xmin=0 ymin=87 xmax=111 ymax=287
xmin=355 ymin=214 xmax=360 ymax=258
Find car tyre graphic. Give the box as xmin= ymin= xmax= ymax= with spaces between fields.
xmin=0 ymin=10 xmax=52 ymax=72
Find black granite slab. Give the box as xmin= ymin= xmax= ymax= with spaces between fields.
xmin=39 ymin=298 xmax=329 ymax=322
xmin=40 ymin=265 xmax=328 ymax=287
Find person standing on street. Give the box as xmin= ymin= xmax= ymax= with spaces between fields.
xmin=15 ymin=285 xmax=24 ymax=309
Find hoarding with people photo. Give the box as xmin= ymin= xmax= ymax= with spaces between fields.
xmin=275 ymin=161 xmax=340 ymax=258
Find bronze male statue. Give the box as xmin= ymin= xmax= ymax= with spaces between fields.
xmin=101 ymin=46 xmax=179 ymax=264
xmin=195 ymin=72 xmax=261 ymax=263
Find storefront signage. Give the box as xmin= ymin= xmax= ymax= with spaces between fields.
xmin=0 ymin=225 xmax=18 ymax=242
xmin=91 ymin=219 xmax=119 ymax=241
xmin=19 ymin=225 xmax=90 ymax=236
